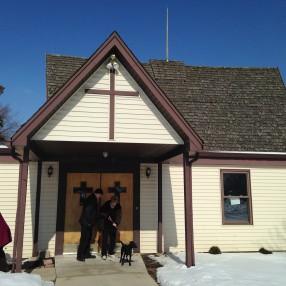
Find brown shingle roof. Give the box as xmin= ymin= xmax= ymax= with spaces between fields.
xmin=46 ymin=54 xmax=286 ymax=152
xmin=46 ymin=54 xmax=87 ymax=99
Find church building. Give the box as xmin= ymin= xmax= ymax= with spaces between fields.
xmin=1 ymin=32 xmax=286 ymax=272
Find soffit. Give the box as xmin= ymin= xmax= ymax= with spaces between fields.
xmin=29 ymin=140 xmax=184 ymax=163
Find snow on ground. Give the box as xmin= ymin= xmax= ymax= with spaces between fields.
xmin=0 ymin=271 xmax=53 ymax=286
xmin=151 ymin=252 xmax=286 ymax=286
xmin=1 ymin=252 xmax=285 ymax=285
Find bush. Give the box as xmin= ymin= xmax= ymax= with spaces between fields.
xmin=259 ymin=247 xmax=272 ymax=255
xmin=208 ymin=246 xmax=221 ymax=255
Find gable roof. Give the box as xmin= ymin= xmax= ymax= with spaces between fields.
xmin=12 ymin=32 xmax=203 ymax=153
xmin=45 ymin=54 xmax=286 ymax=152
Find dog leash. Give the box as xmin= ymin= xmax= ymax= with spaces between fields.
xmin=108 ymin=216 xmax=120 ymax=234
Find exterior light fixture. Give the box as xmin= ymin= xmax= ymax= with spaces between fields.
xmin=146 ymin=167 xmax=151 ymax=178
xmin=112 ymin=61 xmax=119 ymax=70
xmin=48 ymin=166 xmax=53 ymax=178
xmin=106 ymin=54 xmax=119 ymax=71
xmin=103 ymin=151 xmax=108 ymax=158
xmin=106 ymin=62 xmax=113 ymax=70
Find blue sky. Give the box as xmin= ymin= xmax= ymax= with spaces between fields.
xmin=1 ymin=0 xmax=285 ymax=124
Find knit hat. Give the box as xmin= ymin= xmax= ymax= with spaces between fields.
xmin=94 ymin=188 xmax=103 ymax=195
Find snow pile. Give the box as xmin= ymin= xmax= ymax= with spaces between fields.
xmin=151 ymin=252 xmax=286 ymax=286
xmin=0 ymin=272 xmax=54 ymax=286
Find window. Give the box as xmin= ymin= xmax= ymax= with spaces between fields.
xmin=220 ymin=170 xmax=252 ymax=224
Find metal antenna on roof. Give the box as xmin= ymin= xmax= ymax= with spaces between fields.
xmin=166 ymin=6 xmax=169 ymax=62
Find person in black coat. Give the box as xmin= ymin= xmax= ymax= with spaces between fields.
xmin=100 ymin=195 xmax=122 ymax=259
xmin=77 ymin=188 xmax=103 ymax=262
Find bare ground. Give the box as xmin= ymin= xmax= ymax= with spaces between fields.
xmin=141 ymin=254 xmax=162 ymax=285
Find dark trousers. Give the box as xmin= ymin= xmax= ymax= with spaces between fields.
xmin=101 ymin=227 xmax=117 ymax=256
xmin=0 ymin=247 xmax=8 ymax=272
xmin=77 ymin=225 xmax=92 ymax=259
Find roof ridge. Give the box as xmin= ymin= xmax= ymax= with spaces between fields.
xmin=46 ymin=53 xmax=88 ymax=60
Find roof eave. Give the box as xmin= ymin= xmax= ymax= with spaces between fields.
xmin=193 ymin=151 xmax=286 ymax=160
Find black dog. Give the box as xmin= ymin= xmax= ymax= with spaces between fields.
xmin=119 ymin=240 xmax=137 ymax=266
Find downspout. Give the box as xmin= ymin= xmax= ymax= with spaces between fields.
xmin=157 ymin=163 xmax=163 ymax=253
xmin=189 ymin=152 xmax=199 ymax=265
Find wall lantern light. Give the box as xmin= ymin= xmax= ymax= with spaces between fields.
xmin=103 ymin=151 xmax=109 ymax=158
xmin=48 ymin=166 xmax=53 ymax=178
xmin=146 ymin=167 xmax=151 ymax=178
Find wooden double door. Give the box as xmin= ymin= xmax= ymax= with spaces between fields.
xmin=64 ymin=172 xmax=133 ymax=246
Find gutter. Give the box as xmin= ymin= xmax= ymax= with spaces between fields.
xmin=196 ymin=151 xmax=286 ymax=161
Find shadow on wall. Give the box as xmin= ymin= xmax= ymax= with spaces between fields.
xmin=140 ymin=164 xmax=181 ymax=252
xmin=29 ymin=162 xmax=59 ymax=258
xmin=162 ymin=165 xmax=180 ymax=252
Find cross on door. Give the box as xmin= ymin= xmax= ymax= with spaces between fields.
xmin=108 ymin=181 xmax=127 ymax=203
xmin=73 ymin=181 xmax=93 ymax=206
xmin=85 ymin=69 xmax=139 ymax=140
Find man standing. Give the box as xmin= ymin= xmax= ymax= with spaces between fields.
xmin=100 ymin=195 xmax=122 ymax=259
xmin=77 ymin=188 xmax=103 ymax=262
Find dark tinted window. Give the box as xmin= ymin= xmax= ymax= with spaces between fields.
xmin=223 ymin=173 xmax=247 ymax=196
xmin=221 ymin=170 xmax=252 ymax=224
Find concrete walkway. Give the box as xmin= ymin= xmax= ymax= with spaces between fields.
xmin=30 ymin=253 xmax=158 ymax=286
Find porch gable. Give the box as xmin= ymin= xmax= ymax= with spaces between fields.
xmin=32 ymin=61 xmax=183 ymax=145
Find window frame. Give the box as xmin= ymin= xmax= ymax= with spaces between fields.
xmin=220 ymin=169 xmax=253 ymax=225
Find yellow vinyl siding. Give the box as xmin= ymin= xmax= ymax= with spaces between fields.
xmin=0 ymin=162 xmax=38 ymax=258
xmin=85 ymin=64 xmax=110 ymax=90
xmin=32 ymin=63 xmax=183 ymax=145
xmin=0 ymin=163 xmax=19 ymax=258
xmin=38 ymin=162 xmax=59 ymax=255
xmin=140 ymin=164 xmax=158 ymax=253
xmin=115 ymin=65 xmax=138 ymax=92
xmin=159 ymin=164 xmax=286 ymax=253
xmin=0 ymin=161 xmax=59 ymax=258
xmin=162 ymin=165 xmax=185 ymax=252
xmin=32 ymin=92 xmax=109 ymax=141
xmin=22 ymin=163 xmax=38 ymax=257
xmin=115 ymin=66 xmax=182 ymax=144
xmin=192 ymin=165 xmax=286 ymax=252
xmin=115 ymin=94 xmax=182 ymax=143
